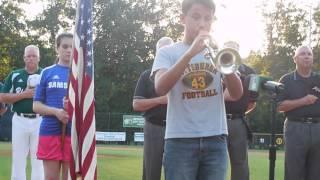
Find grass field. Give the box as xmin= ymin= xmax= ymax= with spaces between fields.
xmin=0 ymin=142 xmax=284 ymax=180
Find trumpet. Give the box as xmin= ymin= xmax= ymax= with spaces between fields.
xmin=204 ymin=40 xmax=241 ymax=75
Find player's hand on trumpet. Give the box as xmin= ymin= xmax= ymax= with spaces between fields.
xmin=186 ymin=30 xmax=211 ymax=58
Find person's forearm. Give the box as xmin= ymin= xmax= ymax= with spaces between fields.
xmin=1 ymin=93 xmax=28 ymax=104
xmin=132 ymin=97 xmax=164 ymax=112
xmin=224 ymin=73 xmax=243 ymax=100
xmin=33 ymin=101 xmax=59 ymax=116
xmin=155 ymin=52 xmax=193 ymax=96
xmin=277 ymin=98 xmax=307 ymax=112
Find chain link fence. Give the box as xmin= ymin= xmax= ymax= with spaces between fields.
xmin=0 ymin=111 xmax=284 ymax=149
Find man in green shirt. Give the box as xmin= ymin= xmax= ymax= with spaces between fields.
xmin=0 ymin=82 xmax=7 ymax=116
xmin=1 ymin=45 xmax=44 ymax=180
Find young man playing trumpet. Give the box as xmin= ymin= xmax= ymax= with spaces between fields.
xmin=151 ymin=0 xmax=243 ymax=179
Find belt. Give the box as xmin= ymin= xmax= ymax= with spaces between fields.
xmin=287 ymin=117 xmax=320 ymax=124
xmin=16 ymin=112 xmax=38 ymax=119
xmin=226 ymin=113 xmax=245 ymax=120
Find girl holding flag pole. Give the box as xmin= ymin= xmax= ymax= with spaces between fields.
xmin=33 ymin=33 xmax=73 ymax=180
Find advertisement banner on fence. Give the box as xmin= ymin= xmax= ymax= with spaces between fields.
xmin=123 ymin=115 xmax=144 ymax=128
xmin=96 ymin=131 xmax=126 ymax=142
xmin=134 ymin=132 xmax=144 ymax=142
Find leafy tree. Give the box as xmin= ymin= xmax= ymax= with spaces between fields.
xmin=93 ymin=0 xmax=181 ymax=114
xmin=26 ymin=0 xmax=75 ymax=50
xmin=262 ymin=1 xmax=308 ymax=79
xmin=0 ymin=0 xmax=29 ymax=79
xmin=246 ymin=51 xmax=269 ymax=76
xmin=312 ymin=5 xmax=320 ymax=70
xmin=0 ymin=0 xmax=68 ymax=79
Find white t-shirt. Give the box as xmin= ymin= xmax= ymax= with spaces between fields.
xmin=151 ymin=42 xmax=228 ymax=139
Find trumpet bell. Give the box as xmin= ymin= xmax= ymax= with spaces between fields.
xmin=215 ymin=48 xmax=241 ymax=75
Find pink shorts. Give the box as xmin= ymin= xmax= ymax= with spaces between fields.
xmin=37 ymin=135 xmax=71 ymax=162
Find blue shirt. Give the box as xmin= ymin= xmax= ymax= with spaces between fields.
xmin=34 ymin=64 xmax=71 ymax=136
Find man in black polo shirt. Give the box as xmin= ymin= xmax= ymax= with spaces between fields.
xmin=224 ymin=41 xmax=258 ymax=180
xmin=133 ymin=37 xmax=173 ymax=180
xmin=278 ymin=45 xmax=320 ymax=180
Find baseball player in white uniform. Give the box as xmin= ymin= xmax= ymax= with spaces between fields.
xmin=1 ymin=45 xmax=44 ymax=180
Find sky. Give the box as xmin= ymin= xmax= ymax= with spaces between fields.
xmin=22 ymin=0 xmax=319 ymax=57
xmin=213 ymin=0 xmax=265 ymax=57
xmin=213 ymin=0 xmax=319 ymax=57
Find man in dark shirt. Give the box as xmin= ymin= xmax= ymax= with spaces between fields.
xmin=277 ymin=45 xmax=320 ymax=180
xmin=133 ymin=37 xmax=173 ymax=180
xmin=224 ymin=41 xmax=258 ymax=180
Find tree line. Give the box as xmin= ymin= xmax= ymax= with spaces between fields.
xmin=0 ymin=0 xmax=319 ymax=133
